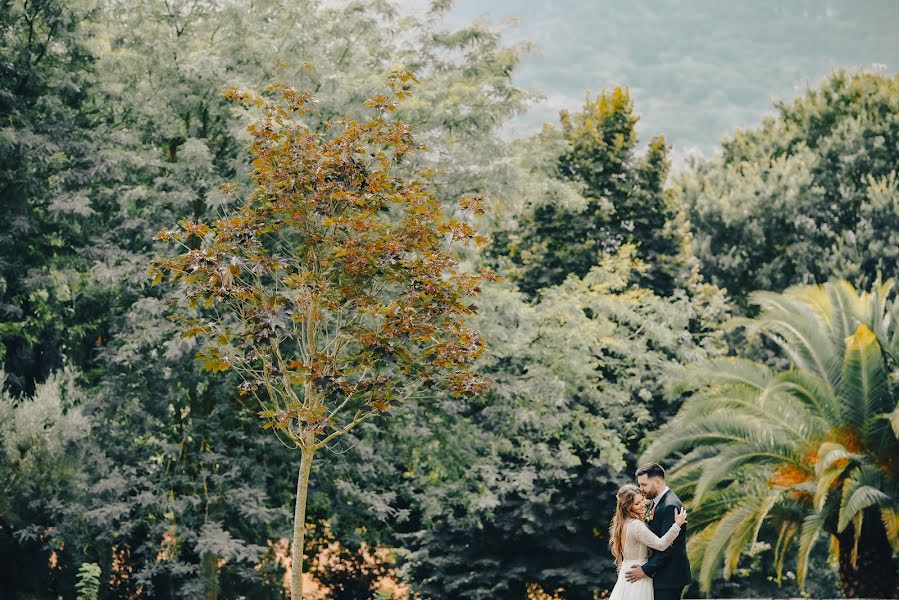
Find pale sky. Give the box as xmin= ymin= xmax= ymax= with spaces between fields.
xmin=401 ymin=0 xmax=899 ymax=162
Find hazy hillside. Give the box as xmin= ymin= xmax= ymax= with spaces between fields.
xmin=435 ymin=0 xmax=899 ymax=161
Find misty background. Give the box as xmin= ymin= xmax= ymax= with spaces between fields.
xmin=405 ymin=0 xmax=899 ymax=162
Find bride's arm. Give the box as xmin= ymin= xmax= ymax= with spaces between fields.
xmin=634 ymin=519 xmax=681 ymax=552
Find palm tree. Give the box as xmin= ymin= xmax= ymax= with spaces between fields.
xmin=642 ymin=280 xmax=899 ymax=598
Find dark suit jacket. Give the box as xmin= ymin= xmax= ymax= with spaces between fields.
xmin=643 ymin=488 xmax=692 ymax=590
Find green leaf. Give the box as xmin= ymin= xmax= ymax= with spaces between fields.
xmin=840 ymin=323 xmax=889 ymax=432
xmin=796 ymin=511 xmax=825 ymax=590
xmin=837 ymin=468 xmax=889 ymax=532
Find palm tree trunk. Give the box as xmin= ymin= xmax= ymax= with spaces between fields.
xmin=290 ymin=445 xmax=314 ymax=599
xmin=836 ymin=507 xmax=897 ymax=598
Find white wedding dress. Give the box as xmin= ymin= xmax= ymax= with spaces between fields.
xmin=609 ymin=519 xmax=682 ymax=600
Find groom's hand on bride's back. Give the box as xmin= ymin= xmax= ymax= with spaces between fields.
xmin=625 ymin=565 xmax=647 ymax=583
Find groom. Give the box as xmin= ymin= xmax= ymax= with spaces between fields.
xmin=625 ymin=463 xmax=692 ymax=600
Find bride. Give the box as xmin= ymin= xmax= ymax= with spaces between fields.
xmin=608 ymin=484 xmax=687 ymax=600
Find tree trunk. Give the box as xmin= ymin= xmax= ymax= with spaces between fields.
xmin=291 ymin=445 xmax=315 ymax=600
xmin=200 ymin=552 xmax=220 ymax=600
xmin=836 ymin=507 xmax=897 ymax=598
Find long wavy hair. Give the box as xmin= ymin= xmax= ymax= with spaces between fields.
xmin=609 ymin=484 xmax=644 ymax=567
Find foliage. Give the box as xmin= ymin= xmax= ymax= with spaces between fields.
xmin=76 ymin=562 xmax=103 ymax=600
xmin=0 ymin=0 xmax=108 ymax=394
xmin=0 ymin=0 xmax=530 ymax=597
xmin=0 ymin=367 xmax=89 ymax=594
xmin=151 ymin=73 xmax=495 ymax=598
xmin=324 ymin=247 xmax=728 ymax=599
xmin=489 ymin=88 xmax=690 ymax=298
xmin=77 ymin=358 xmax=286 ymax=599
xmin=680 ymin=69 xmax=899 ymax=303
xmin=643 ymin=280 xmax=899 ymax=598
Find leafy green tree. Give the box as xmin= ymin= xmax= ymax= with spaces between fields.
xmin=79 ymin=323 xmax=288 ymax=599
xmin=0 ymin=368 xmax=89 ymax=595
xmin=1 ymin=0 xmax=531 ymax=596
xmin=152 ymin=74 xmax=494 ymax=599
xmin=327 ymin=247 xmax=728 ymax=599
xmin=680 ymin=69 xmax=899 ymax=302
xmin=643 ymin=280 xmax=899 ymax=598
xmin=491 ymin=88 xmax=689 ymax=297
xmin=0 ymin=2 xmax=281 ymax=596
xmin=0 ymin=0 xmax=109 ymax=394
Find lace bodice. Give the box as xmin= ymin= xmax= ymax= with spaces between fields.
xmin=621 ymin=519 xmax=681 ymax=561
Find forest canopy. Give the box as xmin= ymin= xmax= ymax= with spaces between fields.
xmin=1 ymin=1 xmax=897 ymax=599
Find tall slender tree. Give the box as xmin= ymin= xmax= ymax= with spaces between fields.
xmin=152 ymin=72 xmax=494 ymax=598
xmin=0 ymin=0 xmax=530 ymax=595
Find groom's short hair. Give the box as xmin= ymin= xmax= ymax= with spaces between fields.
xmin=636 ymin=463 xmax=665 ymax=479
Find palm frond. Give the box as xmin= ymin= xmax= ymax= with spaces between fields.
xmin=687 ymin=523 xmax=717 ymax=590
xmin=862 ymin=278 xmax=894 ymax=347
xmin=788 ymin=283 xmax=834 ymax=329
xmin=772 ymin=520 xmax=798 ymax=586
xmin=883 ymin=300 xmax=899 ymax=362
xmin=837 ymin=465 xmax=890 ymax=533
xmin=815 ymin=442 xmax=863 ymax=474
xmin=674 ymin=384 xmax=764 ymax=422
xmin=722 ymin=487 xmax=783 ymax=579
xmin=767 ymin=369 xmax=839 ymax=426
xmin=686 ymin=380 xmax=820 ymax=442
xmin=824 ymin=280 xmax=866 ymax=344
xmin=697 ymin=502 xmax=758 ymax=592
xmin=750 ymin=292 xmax=840 ymax=382
xmin=840 ymin=324 xmax=890 ymax=435
xmin=814 ymin=442 xmax=861 ymax=510
xmin=694 ymin=445 xmax=803 ymax=503
xmin=690 ymin=485 xmax=785 ymax=589
xmin=676 ymin=357 xmax=771 ymax=394
xmin=796 ymin=511 xmax=825 ymax=590
xmin=850 ymin=512 xmax=863 ymax=568
xmin=642 ymin=413 xmax=770 ymax=463
xmin=880 ymin=506 xmax=899 ymax=552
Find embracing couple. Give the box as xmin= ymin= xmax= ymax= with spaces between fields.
xmin=608 ymin=463 xmax=692 ymax=600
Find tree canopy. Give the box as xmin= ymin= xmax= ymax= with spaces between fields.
xmin=1 ymin=1 xmax=897 ymax=598
xmin=680 ymin=69 xmax=899 ymax=303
